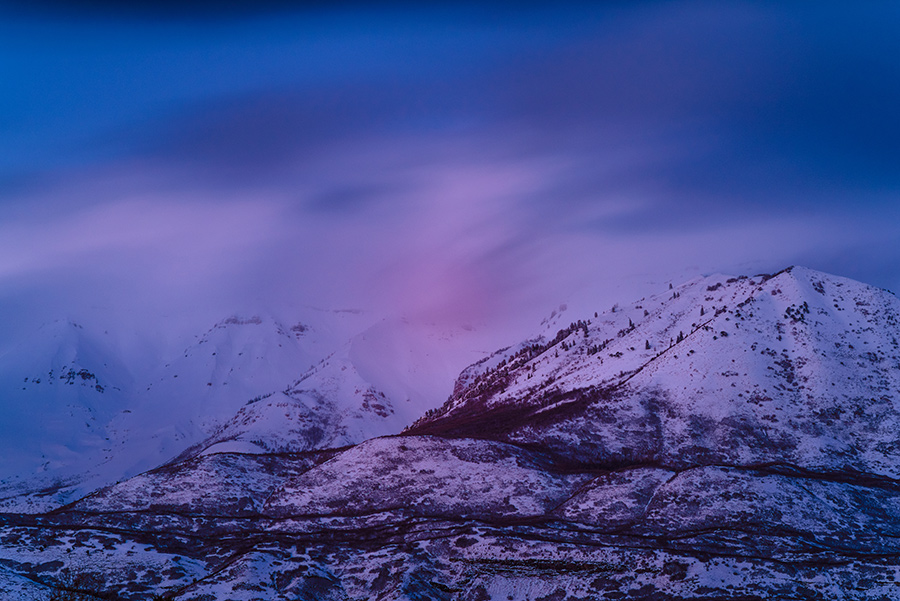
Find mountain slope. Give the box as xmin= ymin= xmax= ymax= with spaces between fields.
xmin=0 ymin=320 xmax=133 ymax=510
xmin=2 ymin=267 xmax=900 ymax=600
xmin=178 ymin=317 xmax=493 ymax=457
xmin=0 ymin=305 xmax=496 ymax=512
xmin=409 ymin=266 xmax=900 ymax=475
xmin=0 ymin=308 xmax=377 ymax=511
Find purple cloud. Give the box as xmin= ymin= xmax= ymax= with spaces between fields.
xmin=1 ymin=1 xmax=899 ymax=349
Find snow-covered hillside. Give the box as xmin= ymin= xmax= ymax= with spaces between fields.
xmin=2 ymin=267 xmax=900 ymax=600
xmin=105 ymin=311 xmax=372 ymax=474
xmin=0 ymin=319 xmax=133 ymax=510
xmin=0 ymin=307 xmax=496 ymax=512
xmin=183 ymin=317 xmax=493 ymax=457
xmin=412 ymin=266 xmax=900 ymax=474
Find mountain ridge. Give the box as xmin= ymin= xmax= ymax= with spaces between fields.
xmin=2 ymin=266 xmax=900 ymax=600
xmin=407 ymin=266 xmax=900 ymax=474
xmin=0 ymin=307 xmax=496 ymax=512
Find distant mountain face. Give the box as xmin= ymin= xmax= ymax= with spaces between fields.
xmin=0 ymin=307 xmax=494 ymax=512
xmin=2 ymin=267 xmax=900 ymax=600
xmin=180 ymin=317 xmax=491 ymax=458
xmin=0 ymin=319 xmax=134 ymax=509
xmin=104 ymin=311 xmax=366 ymax=471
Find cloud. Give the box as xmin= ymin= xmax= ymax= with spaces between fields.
xmin=2 ymin=1 xmax=900 ymax=348
xmin=123 ymin=2 xmax=900 ymax=215
xmin=1 ymin=0 xmax=329 ymax=19
xmin=0 ymin=196 xmax=281 ymax=280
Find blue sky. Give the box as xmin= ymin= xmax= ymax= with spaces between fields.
xmin=1 ymin=1 xmax=899 ymax=343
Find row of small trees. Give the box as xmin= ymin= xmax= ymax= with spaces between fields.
xmin=33 ymin=570 xmax=170 ymax=601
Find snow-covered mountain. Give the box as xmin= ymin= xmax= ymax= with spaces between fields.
xmin=0 ymin=307 xmax=495 ymax=512
xmin=105 ymin=311 xmax=373 ymax=473
xmin=411 ymin=266 xmax=900 ymax=475
xmin=181 ymin=317 xmax=492 ymax=457
xmin=2 ymin=267 xmax=900 ymax=600
xmin=0 ymin=319 xmax=133 ymax=509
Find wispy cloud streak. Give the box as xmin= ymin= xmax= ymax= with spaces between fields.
xmin=1 ymin=1 xmax=899 ymax=345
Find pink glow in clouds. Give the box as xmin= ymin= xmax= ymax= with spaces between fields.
xmin=2 ymin=2 xmax=900 ymax=350
xmin=2 ymin=126 xmax=899 ymax=355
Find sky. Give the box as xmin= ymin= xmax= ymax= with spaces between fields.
xmin=1 ymin=0 xmax=899 ymax=348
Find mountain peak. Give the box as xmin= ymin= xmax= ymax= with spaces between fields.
xmin=409 ymin=266 xmax=900 ymax=476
